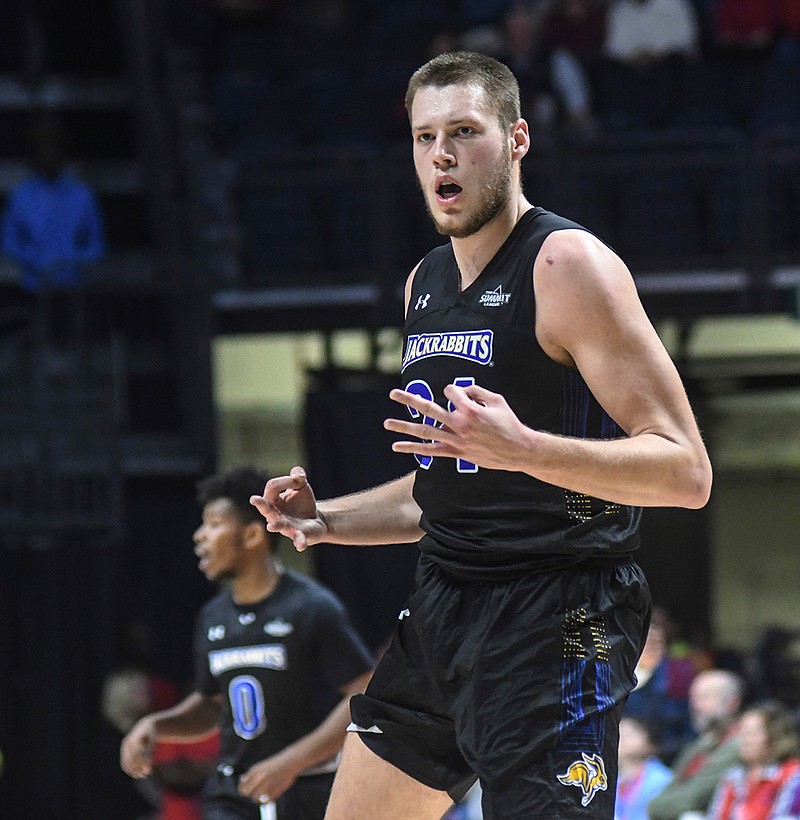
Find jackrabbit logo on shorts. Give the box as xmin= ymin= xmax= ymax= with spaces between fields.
xmin=556 ymin=752 xmax=607 ymax=806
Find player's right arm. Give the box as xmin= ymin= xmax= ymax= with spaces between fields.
xmin=250 ymin=468 xmax=423 ymax=552
xmin=120 ymin=691 xmax=221 ymax=779
xmin=249 ymin=262 xmax=426 ymax=553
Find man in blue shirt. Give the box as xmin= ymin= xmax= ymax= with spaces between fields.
xmin=1 ymin=116 xmax=105 ymax=294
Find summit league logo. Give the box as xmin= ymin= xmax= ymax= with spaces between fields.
xmin=479 ymin=285 xmax=511 ymax=307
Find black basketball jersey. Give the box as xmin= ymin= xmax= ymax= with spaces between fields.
xmin=194 ymin=569 xmax=373 ymax=779
xmin=402 ymin=206 xmax=641 ymax=579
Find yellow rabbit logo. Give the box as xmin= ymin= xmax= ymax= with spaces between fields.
xmin=556 ymin=751 xmax=608 ymax=806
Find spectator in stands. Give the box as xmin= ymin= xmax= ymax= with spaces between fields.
xmin=460 ymin=0 xmax=601 ymax=141
xmin=706 ymin=0 xmax=779 ymax=125
xmin=1 ymin=115 xmax=105 ymax=295
xmin=605 ymin=0 xmax=700 ymax=65
xmin=712 ymin=0 xmax=779 ymax=52
xmin=456 ymin=4 xmax=556 ymax=139
xmin=0 ymin=115 xmax=106 ymax=344
xmin=707 ymin=700 xmax=800 ymax=819
xmin=623 ymin=614 xmax=698 ymax=765
xmin=648 ymin=668 xmax=744 ymax=819
xmin=615 ymin=716 xmax=673 ymax=820
xmin=494 ymin=1 xmax=554 ymax=134
xmin=601 ymin=0 xmax=700 ymax=127
xmin=540 ymin=0 xmax=608 ymax=137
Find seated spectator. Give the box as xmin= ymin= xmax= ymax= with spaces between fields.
xmin=648 ymin=669 xmax=745 ymax=820
xmin=0 ymin=116 xmax=106 ymax=344
xmin=461 ymin=0 xmax=598 ymax=140
xmin=496 ymin=0 xmax=554 ymax=133
xmin=713 ymin=0 xmax=776 ymax=119
xmin=616 ymin=716 xmax=673 ymax=820
xmin=708 ymin=700 xmax=800 ymax=819
xmin=601 ymin=0 xmax=700 ymax=127
xmin=1 ymin=116 xmax=106 ymax=295
xmin=712 ymin=0 xmax=779 ymax=52
xmin=605 ymin=0 xmax=700 ymax=65
xmin=624 ymin=615 xmax=697 ymax=765
xmin=540 ymin=0 xmax=608 ymax=137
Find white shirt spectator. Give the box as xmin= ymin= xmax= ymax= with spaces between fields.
xmin=604 ymin=0 xmax=699 ymax=63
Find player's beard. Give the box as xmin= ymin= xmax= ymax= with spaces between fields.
xmin=424 ymin=147 xmax=513 ymax=239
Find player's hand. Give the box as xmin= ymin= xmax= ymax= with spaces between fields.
xmin=384 ymin=383 xmax=527 ymax=471
xmin=120 ymin=716 xmax=157 ymax=779
xmin=238 ymin=755 xmax=299 ymax=804
xmin=249 ymin=467 xmax=328 ymax=552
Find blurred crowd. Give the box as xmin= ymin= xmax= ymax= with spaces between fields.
xmin=166 ymin=0 xmax=800 ymax=161
xmin=613 ymin=608 xmax=800 ymax=820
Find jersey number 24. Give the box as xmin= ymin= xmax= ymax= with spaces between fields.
xmin=404 ymin=377 xmax=478 ymax=473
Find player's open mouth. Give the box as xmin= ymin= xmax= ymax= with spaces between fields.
xmin=437 ymin=181 xmax=462 ymax=202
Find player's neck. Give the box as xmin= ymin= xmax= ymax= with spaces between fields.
xmin=230 ymin=557 xmax=283 ymax=605
xmin=452 ymin=193 xmax=532 ymax=289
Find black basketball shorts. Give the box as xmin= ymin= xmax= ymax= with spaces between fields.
xmin=349 ymin=554 xmax=651 ymax=819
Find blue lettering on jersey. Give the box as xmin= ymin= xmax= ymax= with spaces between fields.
xmin=401 ymin=330 xmax=493 ymax=372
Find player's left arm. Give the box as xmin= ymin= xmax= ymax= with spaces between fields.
xmin=527 ymin=228 xmax=712 ymax=507
xmin=237 ymin=670 xmax=372 ymax=803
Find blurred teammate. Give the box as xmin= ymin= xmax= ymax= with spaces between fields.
xmin=252 ymin=51 xmax=712 ymax=819
xmin=121 ymin=466 xmax=374 ymax=819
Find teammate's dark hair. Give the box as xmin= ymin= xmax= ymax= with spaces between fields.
xmin=196 ymin=465 xmax=271 ymax=526
xmin=405 ymin=51 xmax=521 ymax=131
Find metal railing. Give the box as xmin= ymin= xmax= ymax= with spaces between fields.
xmin=224 ymin=127 xmax=800 ymax=324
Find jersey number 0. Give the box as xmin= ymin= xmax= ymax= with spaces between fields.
xmin=229 ymin=675 xmax=267 ymax=740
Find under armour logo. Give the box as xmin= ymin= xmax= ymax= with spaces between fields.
xmin=414 ymin=294 xmax=431 ymax=311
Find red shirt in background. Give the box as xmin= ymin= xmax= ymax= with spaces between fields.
xmin=152 ymin=732 xmax=220 ymax=820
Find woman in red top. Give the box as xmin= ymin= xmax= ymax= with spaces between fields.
xmin=708 ymin=700 xmax=800 ymax=820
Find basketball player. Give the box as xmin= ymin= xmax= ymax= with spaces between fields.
xmin=120 ymin=466 xmax=374 ymax=820
xmin=250 ymin=52 xmax=712 ymax=820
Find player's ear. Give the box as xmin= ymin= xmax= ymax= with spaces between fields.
xmin=243 ymin=520 xmax=269 ymax=550
xmin=511 ymin=117 xmax=530 ymax=161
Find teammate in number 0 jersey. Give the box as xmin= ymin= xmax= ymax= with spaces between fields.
xmin=121 ymin=466 xmax=373 ymax=819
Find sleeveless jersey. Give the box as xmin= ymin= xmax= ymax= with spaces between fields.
xmin=402 ymin=206 xmax=641 ymax=579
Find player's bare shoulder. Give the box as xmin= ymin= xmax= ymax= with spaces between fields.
xmin=535 ymin=229 xmax=631 ymax=291
xmin=533 ymin=228 xmax=643 ymax=366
